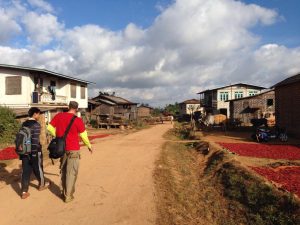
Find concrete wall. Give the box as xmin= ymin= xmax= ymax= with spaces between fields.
xmin=137 ymin=107 xmax=151 ymax=117
xmin=66 ymin=83 xmax=88 ymax=109
xmin=0 ymin=68 xmax=33 ymax=108
xmin=216 ymin=86 xmax=263 ymax=117
xmin=179 ymin=103 xmax=201 ymax=115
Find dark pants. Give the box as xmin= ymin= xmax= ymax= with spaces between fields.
xmin=21 ymin=152 xmax=45 ymax=193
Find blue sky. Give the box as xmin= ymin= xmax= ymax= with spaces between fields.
xmin=244 ymin=0 xmax=300 ymax=47
xmin=50 ymin=0 xmax=172 ymax=30
xmin=1 ymin=0 xmax=300 ymax=105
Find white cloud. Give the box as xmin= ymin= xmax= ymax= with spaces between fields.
xmin=0 ymin=7 xmax=22 ymax=43
xmin=0 ymin=0 xmax=300 ymax=106
xmin=27 ymin=0 xmax=54 ymax=13
xmin=22 ymin=12 xmax=64 ymax=46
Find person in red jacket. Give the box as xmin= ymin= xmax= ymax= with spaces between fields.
xmin=47 ymin=101 xmax=92 ymax=203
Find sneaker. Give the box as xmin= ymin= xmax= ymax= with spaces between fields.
xmin=38 ymin=182 xmax=51 ymax=191
xmin=64 ymin=196 xmax=74 ymax=203
xmin=21 ymin=192 xmax=30 ymax=199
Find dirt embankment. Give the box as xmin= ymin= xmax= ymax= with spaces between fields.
xmin=155 ymin=129 xmax=300 ymax=225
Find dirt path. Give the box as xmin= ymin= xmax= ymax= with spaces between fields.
xmin=0 ymin=124 xmax=172 ymax=225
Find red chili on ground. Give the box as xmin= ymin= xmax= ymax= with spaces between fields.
xmin=0 ymin=134 xmax=111 ymax=160
xmin=0 ymin=147 xmax=18 ymax=160
xmin=250 ymin=166 xmax=300 ymax=198
xmin=218 ymin=142 xmax=300 ymax=160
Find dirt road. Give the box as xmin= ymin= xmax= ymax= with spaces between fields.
xmin=0 ymin=124 xmax=172 ymax=225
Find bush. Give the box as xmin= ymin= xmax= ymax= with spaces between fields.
xmin=89 ymin=119 xmax=98 ymax=128
xmin=0 ymin=106 xmax=20 ymax=146
xmin=130 ymin=120 xmax=149 ymax=129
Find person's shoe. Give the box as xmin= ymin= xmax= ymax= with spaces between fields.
xmin=64 ymin=196 xmax=74 ymax=203
xmin=21 ymin=192 xmax=30 ymax=199
xmin=38 ymin=182 xmax=51 ymax=191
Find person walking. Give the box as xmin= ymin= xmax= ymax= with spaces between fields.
xmin=20 ymin=107 xmax=50 ymax=199
xmin=47 ymin=101 xmax=92 ymax=203
xmin=170 ymin=115 xmax=174 ymax=124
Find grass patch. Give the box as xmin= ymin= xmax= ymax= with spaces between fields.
xmin=163 ymin=122 xmax=196 ymax=141
xmin=154 ymin=141 xmax=238 ymax=225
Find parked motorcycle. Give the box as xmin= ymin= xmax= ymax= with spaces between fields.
xmin=251 ymin=127 xmax=288 ymax=142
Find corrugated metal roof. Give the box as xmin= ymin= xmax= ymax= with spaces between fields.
xmin=0 ymin=64 xmax=94 ymax=84
xmin=272 ymin=74 xmax=300 ymax=88
xmin=93 ymin=94 xmax=137 ymax=105
xmin=97 ymin=99 xmax=116 ymax=106
xmin=88 ymin=99 xmax=101 ymax=105
xmin=12 ymin=107 xmax=64 ymax=117
xmin=138 ymin=105 xmax=153 ymax=109
xmin=197 ymin=83 xmax=266 ymax=94
xmin=180 ymin=99 xmax=199 ymax=104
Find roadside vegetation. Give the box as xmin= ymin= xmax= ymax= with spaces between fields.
xmin=154 ymin=125 xmax=300 ymax=225
xmin=0 ymin=106 xmax=19 ymax=148
xmin=163 ymin=122 xmax=196 ymax=140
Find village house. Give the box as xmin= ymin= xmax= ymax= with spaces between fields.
xmin=227 ymin=90 xmax=275 ymax=126
xmin=179 ymin=99 xmax=201 ymax=116
xmin=198 ymin=83 xmax=266 ymax=117
xmin=273 ymin=73 xmax=300 ymax=138
xmin=0 ymin=64 xmax=92 ymax=146
xmin=137 ymin=105 xmax=153 ymax=118
xmin=0 ymin=64 xmax=91 ymax=119
xmin=92 ymin=93 xmax=138 ymax=120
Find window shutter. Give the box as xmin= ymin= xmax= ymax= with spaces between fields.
xmin=5 ymin=76 xmax=22 ymax=95
xmin=81 ymin=85 xmax=86 ymax=99
xmin=71 ymin=84 xmax=77 ymax=98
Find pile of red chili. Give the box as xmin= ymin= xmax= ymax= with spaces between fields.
xmin=218 ymin=142 xmax=300 ymax=160
xmin=0 ymin=147 xmax=18 ymax=160
xmin=250 ymin=166 xmax=300 ymax=197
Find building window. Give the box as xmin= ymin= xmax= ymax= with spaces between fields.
xmin=267 ymin=99 xmax=274 ymax=106
xmin=70 ymin=83 xmax=77 ymax=98
xmin=219 ymin=92 xmax=229 ymax=101
xmin=234 ymin=91 xmax=243 ymax=99
xmin=5 ymin=76 xmax=22 ymax=95
xmin=81 ymin=85 xmax=86 ymax=99
xmin=249 ymin=90 xmax=258 ymax=96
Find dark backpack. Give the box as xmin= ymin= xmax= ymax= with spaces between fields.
xmin=48 ymin=115 xmax=77 ymax=159
xmin=15 ymin=127 xmax=32 ymax=155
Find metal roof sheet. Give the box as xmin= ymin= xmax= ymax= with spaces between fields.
xmin=0 ymin=64 xmax=94 ymax=84
xmin=197 ymin=83 xmax=266 ymax=94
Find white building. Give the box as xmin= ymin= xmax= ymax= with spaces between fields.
xmin=0 ymin=64 xmax=92 ymax=120
xmin=198 ymin=83 xmax=266 ymax=117
xmin=179 ymin=99 xmax=202 ymax=115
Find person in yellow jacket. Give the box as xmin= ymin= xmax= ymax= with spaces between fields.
xmin=47 ymin=101 xmax=92 ymax=203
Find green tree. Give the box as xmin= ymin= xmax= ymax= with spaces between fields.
xmin=0 ymin=106 xmax=20 ymax=145
xmin=164 ymin=102 xmax=180 ymax=115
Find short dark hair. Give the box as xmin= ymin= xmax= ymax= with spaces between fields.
xmin=69 ymin=101 xmax=79 ymax=110
xmin=28 ymin=107 xmax=41 ymax=117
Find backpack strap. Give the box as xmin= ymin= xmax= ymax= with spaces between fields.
xmin=63 ymin=115 xmax=77 ymax=141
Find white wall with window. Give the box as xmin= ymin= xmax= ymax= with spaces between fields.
xmin=216 ymin=85 xmax=263 ymax=117
xmin=0 ymin=69 xmax=33 ymax=108
xmin=0 ymin=67 xmax=89 ymax=109
xmin=67 ymin=83 xmax=88 ymax=109
xmin=219 ymin=91 xmax=229 ymax=101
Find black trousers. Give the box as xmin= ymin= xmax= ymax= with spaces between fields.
xmin=21 ymin=152 xmax=45 ymax=193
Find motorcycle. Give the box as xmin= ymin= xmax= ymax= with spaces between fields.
xmin=251 ymin=126 xmax=288 ymax=142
